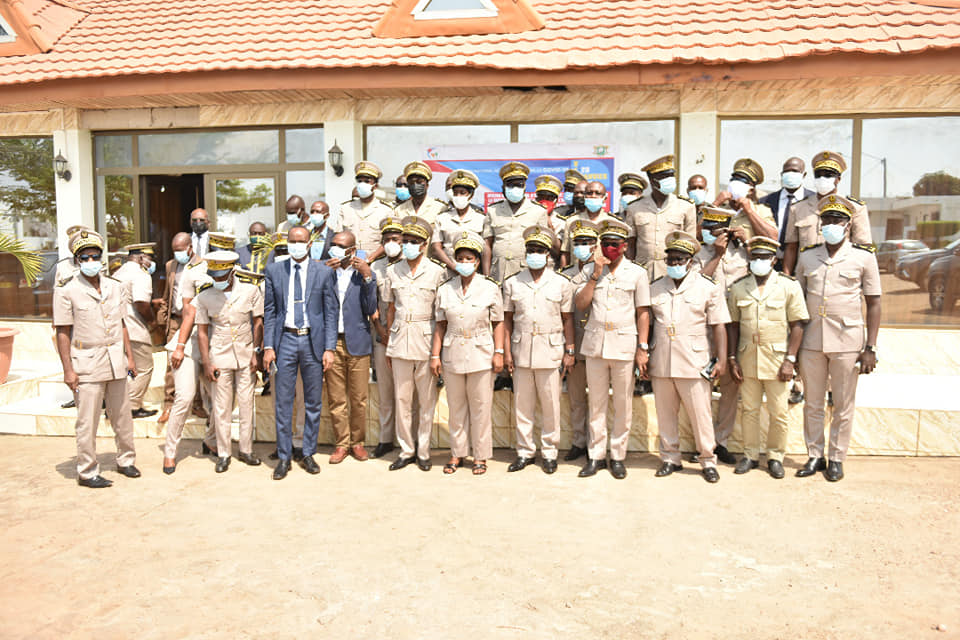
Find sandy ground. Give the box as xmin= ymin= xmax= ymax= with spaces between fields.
xmin=0 ymin=435 xmax=957 ymax=640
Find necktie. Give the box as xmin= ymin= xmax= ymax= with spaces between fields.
xmin=294 ymin=263 xmax=304 ymax=328
xmin=779 ymin=195 xmax=794 ymax=244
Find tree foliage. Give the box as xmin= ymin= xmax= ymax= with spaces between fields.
xmin=104 ymin=175 xmax=135 ymax=251
xmin=0 ymin=137 xmax=56 ymax=225
xmin=913 ymin=171 xmax=960 ymax=196
xmin=216 ymin=179 xmax=273 ymax=215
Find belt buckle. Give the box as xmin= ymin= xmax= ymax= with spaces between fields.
xmin=818 ymin=305 xmax=826 ymax=317
xmin=666 ymin=325 xmax=677 ymax=338
xmin=73 ymin=339 xmax=83 ymax=349
xmin=605 ymin=322 xmax=615 ymax=331
xmin=752 ymin=334 xmax=760 ymax=344
xmin=462 ymin=329 xmax=472 ymax=339
xmin=297 ymin=328 xmax=309 ymax=336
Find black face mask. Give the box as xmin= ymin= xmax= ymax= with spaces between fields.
xmin=191 ymin=220 xmax=208 ymax=235
xmin=572 ymin=195 xmax=585 ymax=209
xmin=409 ymin=182 xmax=427 ymax=198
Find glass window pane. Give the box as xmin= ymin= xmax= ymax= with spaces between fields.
xmin=861 ymin=116 xmax=960 ymax=327
xmin=138 ymin=130 xmax=279 ymax=166
xmin=285 ymin=128 xmax=325 ymax=163
xmin=285 ymin=170 xmax=327 ymax=227
xmin=366 ymin=124 xmax=511 ymax=196
xmin=719 ymin=119 xmax=853 ymax=196
xmin=97 ymin=174 xmax=136 ymax=254
xmin=0 ymin=136 xmax=57 ymax=318
xmin=214 ymin=178 xmax=276 ymax=246
xmin=95 ymin=135 xmax=133 ymax=168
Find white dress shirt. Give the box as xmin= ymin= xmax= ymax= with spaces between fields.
xmin=191 ymin=231 xmax=209 ymax=258
xmin=284 ymin=257 xmax=310 ymax=329
xmin=171 ymin=262 xmax=187 ymax=314
xmin=777 ymin=188 xmax=801 ymax=238
xmin=336 ymin=265 xmax=354 ymax=333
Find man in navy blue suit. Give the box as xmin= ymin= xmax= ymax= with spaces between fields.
xmin=262 ymin=225 xmax=339 ymax=479
xmin=322 ymin=230 xmax=379 ymax=464
xmin=759 ymin=157 xmax=816 ymax=251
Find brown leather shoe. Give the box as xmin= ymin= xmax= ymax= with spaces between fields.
xmin=192 ymin=405 xmax=208 ymax=419
xmin=157 ymin=408 xmax=170 ymax=423
xmin=329 ymin=447 xmax=349 ymax=464
xmin=350 ymin=445 xmax=369 ymax=461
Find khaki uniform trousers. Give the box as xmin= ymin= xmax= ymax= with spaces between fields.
xmin=566 ymin=359 xmax=589 ymax=449
xmin=653 ymin=376 xmax=717 ymax=468
xmin=799 ymin=349 xmax=860 ymax=462
xmin=713 ymin=371 xmax=740 ymax=447
xmin=127 ymin=340 xmax=154 ymax=410
xmin=740 ymin=377 xmax=790 ymax=462
xmin=514 ymin=367 xmax=561 ymax=460
xmin=164 ymin=353 xmax=201 ymax=459
xmin=585 ymin=357 xmax=633 ymax=461
xmin=445 ymin=369 xmax=493 ymax=461
xmin=76 ymin=378 xmax=136 ymax=479
xmin=211 ymin=366 xmax=256 ymax=456
xmin=162 ymin=315 xmax=181 ymax=409
xmin=392 ymin=358 xmax=437 ymax=461
xmin=326 ymin=338 xmax=370 ymax=448
xmin=373 ymin=338 xmax=396 ymax=443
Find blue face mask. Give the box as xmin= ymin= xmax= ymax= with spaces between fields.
xmin=781 ymin=171 xmax=803 ymax=190
xmin=402 ymin=242 xmax=421 ymax=260
xmin=573 ymin=245 xmax=593 ymax=262
xmin=563 ymin=191 xmax=574 ymax=206
xmin=213 ymin=279 xmax=230 ymax=291
xmin=525 ymin=252 xmax=548 ymax=270
xmin=395 ymin=186 xmax=410 ymax=202
xmin=329 ymin=246 xmax=346 ymax=261
xmin=584 ymin=197 xmax=604 ymax=213
xmin=455 ymin=262 xmax=476 ymax=277
xmin=310 ymin=242 xmax=325 ymax=260
xmin=701 ymin=229 xmax=718 ymax=246
xmin=655 ymin=176 xmax=677 ymax=195
xmin=310 ymin=214 xmax=326 ymax=228
xmin=821 ymin=223 xmax=847 ymax=245
xmin=79 ymin=261 xmax=102 ymax=277
xmin=687 ymin=188 xmax=707 ymax=205
xmin=504 ymin=186 xmax=526 ymax=204
xmin=287 ymin=213 xmax=301 ymax=225
xmin=174 ymin=250 xmax=190 ymax=265
xmin=620 ymin=194 xmax=638 ymax=211
xmin=666 ymin=264 xmax=688 ymax=280
xmin=147 ymin=260 xmax=156 ymax=275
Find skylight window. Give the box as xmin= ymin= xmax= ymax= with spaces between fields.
xmin=412 ymin=0 xmax=498 ymax=20
xmin=0 ymin=14 xmax=16 ymax=43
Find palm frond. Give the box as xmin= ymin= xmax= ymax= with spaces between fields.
xmin=0 ymin=233 xmax=44 ymax=286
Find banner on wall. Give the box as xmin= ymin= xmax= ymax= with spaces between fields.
xmin=422 ymin=143 xmax=616 ymax=211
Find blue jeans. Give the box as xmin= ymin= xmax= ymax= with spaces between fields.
xmin=274 ymin=332 xmax=324 ymax=459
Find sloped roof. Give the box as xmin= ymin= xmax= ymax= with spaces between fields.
xmin=1 ymin=0 xmax=959 ymax=87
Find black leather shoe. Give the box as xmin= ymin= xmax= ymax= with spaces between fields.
xmin=714 ymin=444 xmax=736 ymax=465
xmin=655 ymin=461 xmax=682 ymax=477
xmin=131 ymin=408 xmax=158 ymax=419
xmin=734 ymin=457 xmax=759 ymax=474
xmin=796 ymin=457 xmax=826 ymax=477
xmin=493 ymin=375 xmax=513 ymax=391
xmin=827 ymin=391 xmax=834 ymax=407
xmin=389 ymin=455 xmax=415 ymax=471
xmin=260 ymin=379 xmax=271 ymax=396
xmin=268 ymin=449 xmax=279 ymax=460
xmin=236 ymin=451 xmax=261 ymax=466
xmin=507 ymin=457 xmax=536 ymax=472
xmin=768 ymin=459 xmax=785 ymax=479
xmin=299 ymin=455 xmax=321 ymax=474
xmin=578 ymin=459 xmax=607 ymax=477
xmin=788 ymin=387 xmax=804 ymax=405
xmin=273 ymin=459 xmax=291 ymax=480
xmin=215 ymin=457 xmax=230 ymax=473
xmin=417 ymin=457 xmax=432 ymax=472
xmin=703 ymin=467 xmax=720 ymax=483
xmin=636 ymin=379 xmax=653 ymax=396
xmin=162 ymin=464 xmax=176 ymax=475
xmin=373 ymin=442 xmax=395 ymax=458
xmin=609 ymin=460 xmax=627 ymax=479
xmin=564 ymin=445 xmax=587 ymax=461
xmin=201 ymin=442 xmax=217 ymax=457
xmin=116 ymin=465 xmax=141 ymax=478
xmin=61 ymin=398 xmax=76 ymax=409
xmin=542 ymin=459 xmax=557 ymax=474
xmin=78 ymin=475 xmax=112 ymax=488
xmin=292 ymin=447 xmax=304 ymax=462
xmin=825 ymin=460 xmax=844 ymax=482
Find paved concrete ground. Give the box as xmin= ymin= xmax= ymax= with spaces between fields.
xmin=1 ymin=435 xmax=958 ymax=640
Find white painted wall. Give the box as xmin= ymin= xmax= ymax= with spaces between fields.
xmin=678 ymin=111 xmax=717 ymax=196
xmin=52 ymin=129 xmax=95 ymax=259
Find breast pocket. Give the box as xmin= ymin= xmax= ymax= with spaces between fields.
xmin=839 ymin=270 xmax=861 ymax=286
xmin=666 ymin=213 xmax=685 ymax=228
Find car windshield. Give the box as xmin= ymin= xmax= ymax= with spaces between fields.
xmin=900 ymin=240 xmax=927 ymax=250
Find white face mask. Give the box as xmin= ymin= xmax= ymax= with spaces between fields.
xmin=451 ymin=195 xmax=470 ymax=210
xmin=287 ymin=213 xmax=301 ymax=225
xmin=328 ymin=246 xmax=347 ymax=261
xmin=79 ymin=261 xmax=103 ymax=277
xmin=288 ymin=242 xmax=309 ymax=260
xmin=815 ymin=176 xmax=837 ymax=195
xmin=383 ymin=240 xmax=402 ymax=258
xmin=620 ymin=194 xmax=639 ymax=210
xmin=445 ymin=188 xmax=455 ymax=202
xmin=687 ymin=188 xmax=707 ymax=205
xmin=356 ymin=182 xmax=374 ymax=199
xmin=655 ymin=176 xmax=677 ymax=195
xmin=728 ymin=179 xmax=751 ymax=201
xmin=781 ymin=171 xmax=803 ymax=190
xmin=749 ymin=258 xmax=773 ymax=277
xmin=213 ymin=279 xmax=230 ymax=291
xmin=821 ymin=223 xmax=847 ymax=245
xmin=504 ymin=186 xmax=526 ymax=203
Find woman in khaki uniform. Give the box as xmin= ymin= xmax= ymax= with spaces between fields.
xmin=430 ymin=233 xmax=505 ymax=475
xmin=432 ymin=169 xmax=487 ymax=273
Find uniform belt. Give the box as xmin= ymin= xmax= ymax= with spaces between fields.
xmin=72 ymin=339 xmax=110 ymax=349
xmin=603 ymin=321 xmax=636 ymax=331
xmin=451 ymin=328 xmax=490 ymax=339
xmin=529 ymin=326 xmax=562 ymax=336
xmin=404 ymin=313 xmax=433 ymax=322
xmin=284 ymin=327 xmax=310 ymax=336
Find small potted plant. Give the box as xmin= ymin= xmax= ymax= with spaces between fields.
xmin=0 ymin=233 xmax=43 ymax=384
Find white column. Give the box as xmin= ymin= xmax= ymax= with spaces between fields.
xmin=678 ymin=111 xmax=718 ymax=195
xmin=52 ymin=129 xmax=95 ymax=259
xmin=322 ymin=119 xmax=362 ymax=225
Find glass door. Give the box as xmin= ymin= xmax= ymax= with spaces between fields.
xmin=204 ymin=173 xmax=279 ymax=247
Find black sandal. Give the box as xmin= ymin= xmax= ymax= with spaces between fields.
xmin=472 ymin=460 xmax=487 ymax=475
xmin=443 ymin=457 xmax=464 ymax=474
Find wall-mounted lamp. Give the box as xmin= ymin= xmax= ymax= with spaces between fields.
xmin=54 ymin=151 xmax=72 ymax=182
xmin=327 ymin=140 xmax=344 ymax=177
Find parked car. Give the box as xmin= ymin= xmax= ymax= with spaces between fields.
xmin=876 ymin=239 xmax=928 ymax=273
xmin=927 ymin=243 xmax=960 ymax=313
xmin=896 ymin=237 xmax=960 ymax=291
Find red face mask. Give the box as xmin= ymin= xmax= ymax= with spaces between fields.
xmin=537 ymin=199 xmax=556 ymax=214
xmin=601 ymin=244 xmax=622 ymax=261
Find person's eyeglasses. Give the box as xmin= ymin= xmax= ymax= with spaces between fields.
xmin=77 ymin=254 xmax=102 ymax=262
xmin=310 ymin=209 xmax=325 ymax=214
xmin=600 ymin=241 xmax=621 ymax=248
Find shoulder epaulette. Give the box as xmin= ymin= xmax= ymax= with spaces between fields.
xmin=502 ymin=271 xmax=519 ymax=282
xmin=341 ymin=198 xmax=355 ymax=205
xmin=104 ymin=275 xmax=120 ymax=282
xmin=853 ymin=242 xmax=877 ymax=253
xmin=632 ymin=259 xmax=649 ymax=269
xmin=56 ymin=275 xmax=74 ymax=287
xmin=196 ymin=282 xmax=213 ymax=294
xmin=778 ymin=272 xmax=797 ymax=281
xmin=439 ymin=276 xmax=454 ymax=287
xmin=847 ymin=195 xmax=865 ymax=206
xmin=651 ymin=276 xmax=664 ymax=284
xmin=236 ymin=274 xmax=263 ymax=285
xmin=677 ymin=194 xmax=694 ymax=203
xmin=189 ymin=260 xmax=205 ymax=269
xmin=555 ymin=270 xmax=572 ymax=281
xmin=470 ymin=203 xmax=484 ymax=213
xmin=371 ymin=254 xmax=388 ymax=263
xmin=732 ymin=273 xmax=751 ymax=285
xmin=800 ymin=243 xmax=822 ymax=252
xmin=700 ymin=273 xmax=716 ymax=284
xmin=485 ymin=275 xmax=501 ymax=285
xmin=429 ymin=257 xmax=446 ymax=268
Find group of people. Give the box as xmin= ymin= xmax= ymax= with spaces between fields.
xmin=52 ymin=150 xmax=881 ymax=488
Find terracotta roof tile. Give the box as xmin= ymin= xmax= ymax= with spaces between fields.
xmin=0 ymin=0 xmax=959 ymax=85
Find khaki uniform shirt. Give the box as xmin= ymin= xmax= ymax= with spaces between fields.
xmin=785 ymin=194 xmax=873 ymax=248
xmin=561 ymin=263 xmax=591 ymax=361
xmin=482 ymin=198 xmax=549 ymax=283
xmin=577 ymin=260 xmax=650 ymax=361
xmin=54 ymin=258 xmax=77 ymax=285
xmin=433 ymin=207 xmax=486 ymax=262
xmin=370 ymin=255 xmax=401 ymax=344
xmin=339 ymin=198 xmax=395 ymax=254
xmin=181 ymin=261 xmax=211 ymax=301
xmin=727 ymin=273 xmax=809 ymax=380
xmin=695 ymin=243 xmax=749 ymax=292
xmin=625 ymin=193 xmax=698 ymax=280
xmin=794 ymin=242 xmax=881 ymax=353
xmin=392 ymin=197 xmax=447 ymax=226
xmin=384 ymin=258 xmax=447 ymax=361
xmin=435 ymin=276 xmax=504 ymax=375
xmin=192 ymin=280 xmax=264 ymax=370
xmin=559 ymin=210 xmax=630 ymax=254
xmin=649 ymin=270 xmax=731 ymax=379
xmin=503 ymin=268 xmax=573 ymax=369
xmin=53 ymin=274 xmax=128 ymax=383
xmin=114 ymin=260 xmax=153 ymax=345
xmin=729 ymin=203 xmax=776 ymax=242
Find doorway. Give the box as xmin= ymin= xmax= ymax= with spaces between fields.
xmin=140 ymin=174 xmax=204 ymax=291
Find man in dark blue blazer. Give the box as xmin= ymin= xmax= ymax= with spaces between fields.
xmin=262 ymin=225 xmax=339 ymax=479
xmin=759 ymin=156 xmax=816 ymax=248
xmin=322 ymin=230 xmax=379 ymax=464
